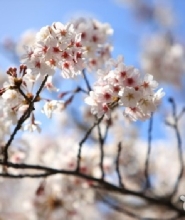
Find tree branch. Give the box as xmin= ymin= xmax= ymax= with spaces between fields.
xmin=76 ymin=115 xmax=104 ymax=172
xmin=3 ymin=75 xmax=48 ymax=163
xmin=0 ymin=160 xmax=184 ymax=217
xmin=144 ymin=113 xmax=153 ymax=189
xmin=166 ymin=98 xmax=184 ymax=200
xmin=82 ymin=69 xmax=92 ymax=92
xmin=116 ymin=142 xmax=124 ymax=188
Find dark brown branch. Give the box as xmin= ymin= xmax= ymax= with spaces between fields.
xmin=82 ymin=69 xmax=92 ymax=91
xmin=97 ymin=121 xmax=105 ymax=179
xmin=17 ymin=87 xmax=30 ymax=102
xmin=3 ymin=75 xmax=48 ymax=163
xmin=116 ymin=142 xmax=124 ymax=188
xmin=76 ymin=115 xmax=104 ymax=172
xmin=81 ymin=68 xmax=108 ymax=179
xmin=76 ymin=86 xmax=89 ymax=94
xmin=97 ymin=193 xmax=182 ymax=219
xmin=167 ymin=98 xmax=184 ymax=200
xmin=0 ymin=172 xmax=50 ymax=178
xmin=103 ymin=119 xmax=111 ymax=145
xmin=97 ymin=116 xmax=111 ymax=180
xmin=0 ymin=160 xmax=184 ymax=217
xmin=144 ymin=113 xmax=153 ymax=189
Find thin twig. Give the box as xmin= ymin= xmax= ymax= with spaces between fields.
xmin=97 ymin=116 xmax=111 ymax=180
xmin=103 ymin=119 xmax=111 ymax=144
xmin=17 ymin=87 xmax=30 ymax=102
xmin=97 ymin=121 xmax=105 ymax=179
xmin=116 ymin=142 xmax=124 ymax=188
xmin=144 ymin=113 xmax=153 ymax=189
xmin=97 ymin=193 xmax=141 ymax=220
xmin=177 ymin=107 xmax=185 ymax=121
xmin=171 ymin=122 xmax=183 ymax=198
xmin=3 ymin=75 xmax=48 ymax=163
xmin=0 ymin=172 xmax=51 ymax=178
xmin=167 ymin=98 xmax=184 ymax=200
xmin=82 ymin=69 xmax=92 ymax=92
xmin=97 ymin=118 xmax=111 ymax=179
xmin=77 ymin=86 xmax=89 ymax=94
xmin=76 ymin=115 xmax=104 ymax=172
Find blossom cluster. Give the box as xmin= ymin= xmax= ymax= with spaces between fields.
xmin=0 ymin=17 xmax=166 ymax=139
xmin=85 ymin=56 xmax=164 ymax=121
xmin=141 ymin=33 xmax=185 ymax=87
xmin=72 ymin=17 xmax=113 ymax=71
xmin=0 ymin=66 xmax=64 ymax=134
xmin=0 ymin=4 xmax=183 ymax=219
xmin=5 ymin=18 xmax=113 ymax=77
xmin=0 ymin=19 xmax=114 ymax=135
xmin=115 ymin=0 xmax=175 ymax=27
xmin=21 ymin=22 xmax=85 ymax=79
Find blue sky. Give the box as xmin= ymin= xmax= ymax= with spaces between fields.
xmin=0 ymin=0 xmax=134 ymax=65
xmin=0 ymin=0 xmax=184 ymax=67
xmin=0 ymin=0 xmax=185 ymax=138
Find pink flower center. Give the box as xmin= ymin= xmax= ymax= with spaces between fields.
xmin=104 ymin=92 xmax=111 ymax=100
xmin=127 ymin=77 xmax=134 ymax=86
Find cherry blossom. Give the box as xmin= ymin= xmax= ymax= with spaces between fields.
xmin=85 ymin=56 xmax=164 ymax=121
xmin=141 ymin=33 xmax=185 ymax=87
xmin=72 ymin=17 xmax=113 ymax=71
xmin=42 ymin=100 xmax=64 ymax=119
xmin=21 ymin=22 xmax=85 ymax=79
xmin=0 ymin=15 xmax=173 ymax=220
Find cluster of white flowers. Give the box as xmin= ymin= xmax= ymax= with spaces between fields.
xmin=0 ymin=66 xmax=64 ymax=134
xmin=0 ymin=19 xmax=115 ymax=135
xmin=115 ymin=0 xmax=175 ymax=27
xmin=85 ymin=56 xmax=164 ymax=121
xmin=21 ymin=22 xmax=85 ymax=79
xmin=141 ymin=33 xmax=185 ymax=87
xmin=0 ymin=67 xmax=27 ymax=126
xmin=0 ymin=18 xmax=166 ymax=137
xmin=72 ymin=17 xmax=113 ymax=72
